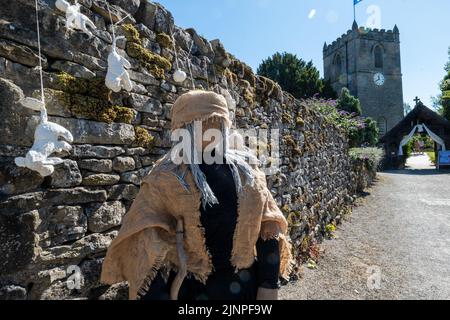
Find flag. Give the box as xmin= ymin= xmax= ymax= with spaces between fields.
xmin=353 ymin=0 xmax=363 ymax=21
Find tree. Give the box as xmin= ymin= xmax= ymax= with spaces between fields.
xmin=440 ymin=70 xmax=450 ymax=120
xmin=446 ymin=47 xmax=450 ymax=73
xmin=336 ymin=88 xmax=362 ymax=116
xmin=403 ymin=102 xmax=412 ymax=116
xmin=321 ymin=80 xmax=338 ymax=99
xmin=257 ymin=52 xmax=336 ymax=99
xmin=348 ymin=117 xmax=379 ymax=148
xmin=437 ymin=46 xmax=450 ymax=121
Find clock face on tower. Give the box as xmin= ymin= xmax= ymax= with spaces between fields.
xmin=374 ymin=72 xmax=385 ymax=86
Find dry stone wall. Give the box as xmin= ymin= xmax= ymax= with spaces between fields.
xmin=1 ymin=0 xmax=360 ymax=299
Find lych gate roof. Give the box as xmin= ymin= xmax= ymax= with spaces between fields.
xmin=380 ymin=103 xmax=450 ymax=143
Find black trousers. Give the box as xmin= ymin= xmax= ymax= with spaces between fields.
xmin=141 ymin=262 xmax=258 ymax=301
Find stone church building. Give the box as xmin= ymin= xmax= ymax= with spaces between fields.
xmin=323 ymin=21 xmax=404 ymax=134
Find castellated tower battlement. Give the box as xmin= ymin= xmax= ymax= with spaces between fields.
xmin=323 ymin=23 xmax=400 ymax=57
xmin=323 ymin=21 xmax=404 ymax=134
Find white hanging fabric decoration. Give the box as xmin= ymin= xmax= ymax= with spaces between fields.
xmin=173 ymin=69 xmax=187 ymax=83
xmin=104 ymin=1 xmax=133 ymax=92
xmin=15 ymin=0 xmax=74 ymax=177
xmin=398 ymin=125 xmax=419 ymax=156
xmin=398 ymin=124 xmax=446 ymax=156
xmin=106 ymin=35 xmax=132 ymax=92
xmin=55 ymin=0 xmax=96 ymax=37
xmin=16 ymin=98 xmax=74 ymax=176
xmin=423 ymin=124 xmax=446 ymax=151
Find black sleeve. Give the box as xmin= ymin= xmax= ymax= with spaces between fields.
xmin=255 ymin=238 xmax=281 ymax=290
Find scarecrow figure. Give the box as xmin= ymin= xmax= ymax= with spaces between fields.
xmin=101 ymin=90 xmax=294 ymax=300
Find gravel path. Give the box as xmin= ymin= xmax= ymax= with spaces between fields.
xmin=280 ymin=158 xmax=450 ymax=300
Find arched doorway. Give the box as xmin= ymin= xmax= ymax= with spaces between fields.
xmin=399 ymin=124 xmax=445 ymax=169
xmin=380 ymin=101 xmax=450 ymax=170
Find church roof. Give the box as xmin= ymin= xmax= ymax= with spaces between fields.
xmin=380 ymin=103 xmax=450 ymax=143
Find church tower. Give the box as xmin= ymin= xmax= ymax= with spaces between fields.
xmin=323 ymin=21 xmax=404 ymax=134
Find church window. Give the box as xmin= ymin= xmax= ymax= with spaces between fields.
xmin=334 ymin=54 xmax=343 ymax=76
xmin=374 ymin=45 xmax=384 ymax=69
xmin=378 ymin=117 xmax=387 ymax=135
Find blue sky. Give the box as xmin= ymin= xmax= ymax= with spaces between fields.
xmin=156 ymin=0 xmax=449 ymax=107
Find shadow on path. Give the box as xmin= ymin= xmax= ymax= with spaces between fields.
xmin=384 ymin=169 xmax=450 ymax=176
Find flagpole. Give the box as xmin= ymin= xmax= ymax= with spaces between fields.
xmin=353 ymin=2 xmax=356 ymax=22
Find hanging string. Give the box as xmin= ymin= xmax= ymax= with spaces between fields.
xmin=169 ymin=25 xmax=180 ymax=70
xmin=210 ymin=51 xmax=220 ymax=94
xmin=114 ymin=13 xmax=132 ymax=26
xmin=34 ymin=0 xmax=45 ymax=106
xmin=105 ymin=1 xmax=116 ymax=43
xmin=186 ymin=40 xmax=195 ymax=90
xmin=104 ymin=1 xmax=131 ymax=45
xmin=204 ymin=58 xmax=210 ymax=91
xmin=222 ymin=67 xmax=238 ymax=128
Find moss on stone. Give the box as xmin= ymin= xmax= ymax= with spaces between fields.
xmin=56 ymin=73 xmax=133 ymax=124
xmin=296 ymin=117 xmax=305 ymax=127
xmin=134 ymin=127 xmax=155 ymax=148
xmin=156 ymin=32 xmax=174 ymax=48
xmin=122 ymin=24 xmax=172 ymax=79
xmin=122 ymin=24 xmax=142 ymax=45
xmin=230 ymin=59 xmax=256 ymax=87
xmin=126 ymin=42 xmax=172 ymax=79
xmin=243 ymin=88 xmax=255 ymax=107
xmin=57 ymin=72 xmax=110 ymax=101
xmin=283 ymin=134 xmax=302 ymax=156
xmin=224 ymin=68 xmax=238 ymax=85
xmin=281 ymin=204 xmax=291 ymax=214
xmin=67 ymin=95 xmax=134 ymax=124
xmin=282 ymin=112 xmax=293 ymax=124
xmin=300 ymin=235 xmax=311 ymax=253
xmin=114 ymin=106 xmax=135 ymax=124
xmin=257 ymin=76 xmax=276 ymax=98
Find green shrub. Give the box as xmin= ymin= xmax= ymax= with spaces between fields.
xmin=349 ymin=147 xmax=384 ymax=169
xmin=302 ymin=98 xmax=379 ymax=147
xmin=337 ymin=88 xmax=362 ymax=116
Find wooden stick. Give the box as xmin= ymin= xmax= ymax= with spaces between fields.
xmin=170 ymin=218 xmax=187 ymax=300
